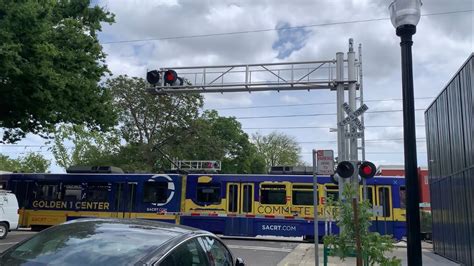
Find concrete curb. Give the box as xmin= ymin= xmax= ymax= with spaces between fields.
xmin=277 ymin=243 xmax=313 ymax=266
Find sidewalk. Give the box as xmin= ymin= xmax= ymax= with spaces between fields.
xmin=278 ymin=242 xmax=460 ymax=266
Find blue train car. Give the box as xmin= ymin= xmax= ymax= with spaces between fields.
xmin=180 ymin=174 xmax=406 ymax=240
xmin=0 ymin=173 xmax=183 ymax=230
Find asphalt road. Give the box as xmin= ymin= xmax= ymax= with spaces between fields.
xmin=0 ymin=231 xmax=300 ymax=265
xmin=0 ymin=230 xmax=36 ymax=253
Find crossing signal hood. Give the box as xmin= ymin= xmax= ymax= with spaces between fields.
xmin=164 ymin=70 xmax=184 ymax=86
xmin=359 ymin=161 xmax=376 ymax=179
xmin=146 ymin=70 xmax=161 ymax=85
xmin=335 ymin=161 xmax=355 ymax=178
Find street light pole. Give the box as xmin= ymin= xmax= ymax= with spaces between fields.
xmin=389 ymin=1 xmax=422 ymax=265
xmin=397 ymin=24 xmax=422 ymax=266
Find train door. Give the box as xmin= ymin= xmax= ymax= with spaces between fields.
xmin=374 ymin=185 xmax=394 ymax=235
xmin=226 ymin=183 xmax=254 ymax=215
xmin=226 ymin=182 xmax=254 ymax=236
xmin=113 ymin=183 xmax=125 ymax=218
xmin=113 ymin=182 xmax=137 ymax=219
xmin=124 ymin=182 xmax=137 ymax=219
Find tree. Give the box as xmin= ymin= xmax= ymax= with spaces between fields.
xmin=324 ymin=184 xmax=401 ymax=265
xmin=166 ymin=110 xmax=266 ymax=174
xmin=50 ymin=124 xmax=120 ymax=170
xmin=252 ymin=131 xmax=301 ymax=170
xmin=0 ymin=153 xmax=50 ymax=173
xmin=104 ymin=75 xmax=203 ymax=169
xmin=0 ymin=1 xmax=117 ymax=143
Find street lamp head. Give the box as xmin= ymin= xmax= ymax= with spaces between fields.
xmin=389 ymin=0 xmax=422 ymax=29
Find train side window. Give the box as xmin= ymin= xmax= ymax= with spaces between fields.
xmin=228 ymin=184 xmax=238 ymax=212
xmin=144 ymin=182 xmax=168 ymax=203
xmin=367 ymin=187 xmax=374 ymax=207
xmin=260 ymin=184 xmax=286 ymax=205
xmin=399 ymin=186 xmax=406 ymax=209
xmin=86 ymin=183 xmax=110 ymax=202
xmin=63 ymin=184 xmax=82 ymax=201
xmin=242 ymin=184 xmax=253 ymax=213
xmin=378 ymin=187 xmax=391 ymax=217
xmin=360 ymin=186 xmax=374 ymax=207
xmin=35 ymin=183 xmax=60 ymax=200
xmin=197 ymin=184 xmax=221 ymax=204
xmin=325 ymin=185 xmax=339 ymax=202
xmin=292 ymin=185 xmax=316 ymax=205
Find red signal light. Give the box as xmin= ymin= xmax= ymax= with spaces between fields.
xmin=164 ymin=70 xmax=178 ymax=84
xmin=359 ymin=161 xmax=376 ymax=179
xmin=361 ymin=165 xmax=372 ymax=175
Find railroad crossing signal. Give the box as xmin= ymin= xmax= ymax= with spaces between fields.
xmin=336 ymin=160 xmax=377 ymax=179
xmin=146 ymin=69 xmax=184 ymax=87
xmin=339 ymin=103 xmax=368 ymax=131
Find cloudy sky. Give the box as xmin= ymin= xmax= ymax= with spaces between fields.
xmin=2 ymin=0 xmax=473 ymax=172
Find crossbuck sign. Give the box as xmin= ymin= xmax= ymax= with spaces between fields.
xmin=339 ymin=103 xmax=369 ymax=139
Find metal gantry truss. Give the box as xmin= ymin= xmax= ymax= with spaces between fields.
xmin=147 ymin=59 xmax=360 ymax=95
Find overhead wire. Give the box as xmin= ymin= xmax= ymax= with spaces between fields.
xmin=234 ymin=108 xmax=425 ymax=119
xmin=101 ymin=10 xmax=473 ymax=44
xmin=209 ymin=97 xmax=434 ymax=111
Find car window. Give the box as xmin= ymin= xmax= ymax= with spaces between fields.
xmin=160 ymin=238 xmax=209 ymax=266
xmin=0 ymin=222 xmax=176 ymax=266
xmin=197 ymin=236 xmax=233 ymax=266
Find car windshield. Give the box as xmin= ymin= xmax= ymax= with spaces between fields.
xmin=0 ymin=221 xmax=178 ymax=266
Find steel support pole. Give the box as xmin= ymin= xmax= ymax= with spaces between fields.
xmin=312 ymin=150 xmax=319 ymax=266
xmin=397 ymin=24 xmax=422 ymax=266
xmin=336 ymin=52 xmax=346 ymax=200
xmin=358 ymin=43 xmax=367 ymax=201
xmin=348 ymin=39 xmax=358 ymax=192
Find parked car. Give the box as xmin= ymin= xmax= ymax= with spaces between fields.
xmin=0 ymin=190 xmax=19 ymax=239
xmin=0 ymin=218 xmax=245 ymax=266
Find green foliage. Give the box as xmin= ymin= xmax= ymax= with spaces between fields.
xmin=323 ymin=184 xmax=401 ymax=266
xmin=50 ymin=124 xmax=120 ymax=170
xmin=106 ymin=75 xmax=203 ymax=145
xmin=0 ymin=0 xmax=117 ymax=143
xmin=0 ymin=153 xmax=50 ymax=173
xmin=420 ymin=210 xmax=432 ymax=233
xmin=252 ymin=131 xmax=301 ymax=170
xmin=166 ymin=110 xmax=266 ymax=174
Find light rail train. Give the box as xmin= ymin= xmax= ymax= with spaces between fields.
xmin=0 ymin=170 xmax=406 ymax=240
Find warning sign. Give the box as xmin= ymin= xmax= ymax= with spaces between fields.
xmin=316 ymin=150 xmax=334 ymax=175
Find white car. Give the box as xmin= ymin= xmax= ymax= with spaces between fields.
xmin=0 ymin=191 xmax=19 ymax=239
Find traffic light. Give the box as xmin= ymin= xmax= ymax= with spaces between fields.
xmin=164 ymin=69 xmax=184 ymax=86
xmin=335 ymin=161 xmax=355 ymax=178
xmin=146 ymin=70 xmax=161 ymax=85
xmin=359 ymin=161 xmax=376 ymax=179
